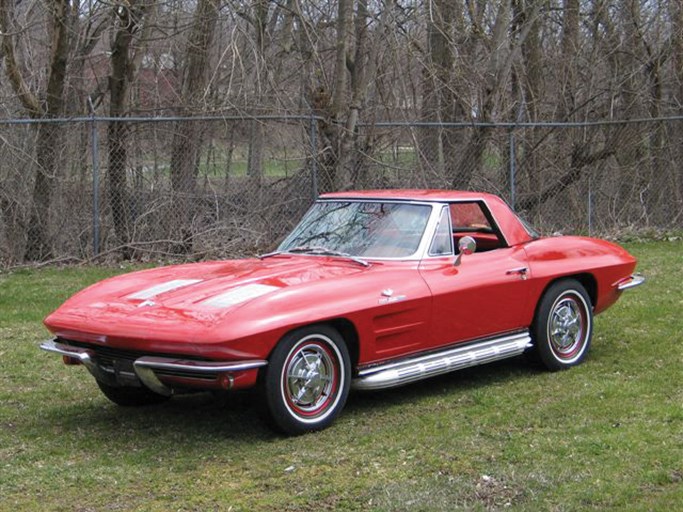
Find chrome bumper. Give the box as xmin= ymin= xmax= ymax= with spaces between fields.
xmin=39 ymin=339 xmax=267 ymax=396
xmin=616 ymin=274 xmax=645 ymax=291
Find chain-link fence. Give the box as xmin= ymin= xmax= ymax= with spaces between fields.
xmin=1 ymin=115 xmax=681 ymax=266
xmin=354 ymin=119 xmax=683 ymax=235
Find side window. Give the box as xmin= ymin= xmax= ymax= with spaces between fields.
xmin=429 ymin=207 xmax=453 ymax=256
xmin=450 ymin=201 xmax=505 ymax=252
xmin=450 ymin=202 xmax=492 ymax=231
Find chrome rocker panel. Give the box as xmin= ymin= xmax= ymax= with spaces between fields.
xmin=352 ymin=331 xmax=532 ymax=391
xmin=40 ymin=339 xmax=267 ymax=396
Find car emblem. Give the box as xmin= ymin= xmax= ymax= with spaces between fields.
xmin=379 ymin=289 xmax=406 ymax=305
xmin=137 ymin=299 xmax=156 ymax=308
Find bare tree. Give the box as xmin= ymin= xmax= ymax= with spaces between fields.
xmin=244 ymin=0 xmax=272 ymax=198
xmin=515 ymin=0 xmax=544 ymax=197
xmin=310 ymin=0 xmax=387 ymax=192
xmin=1 ymin=0 xmax=73 ymax=261
xmin=419 ymin=0 xmax=466 ymax=185
xmin=168 ymin=0 xmax=220 ymax=253
xmin=672 ymin=0 xmax=683 ymax=206
xmin=106 ymin=0 xmax=154 ymax=257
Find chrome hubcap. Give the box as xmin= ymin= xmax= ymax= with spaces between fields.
xmin=285 ymin=343 xmax=334 ymax=413
xmin=549 ymin=297 xmax=584 ymax=355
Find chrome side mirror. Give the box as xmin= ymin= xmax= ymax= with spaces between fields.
xmin=454 ymin=236 xmax=476 ymax=266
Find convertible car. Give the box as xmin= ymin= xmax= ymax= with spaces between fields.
xmin=41 ymin=190 xmax=644 ymax=434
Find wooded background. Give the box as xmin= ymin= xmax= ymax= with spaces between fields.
xmin=1 ymin=0 xmax=682 ymax=265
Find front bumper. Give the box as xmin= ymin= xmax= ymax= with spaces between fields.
xmin=616 ymin=274 xmax=646 ymax=291
xmin=40 ymin=338 xmax=267 ymax=396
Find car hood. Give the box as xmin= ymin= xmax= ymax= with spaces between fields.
xmin=44 ymin=256 xmax=369 ymax=343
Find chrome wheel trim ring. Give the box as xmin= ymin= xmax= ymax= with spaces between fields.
xmin=547 ymin=290 xmax=591 ymax=363
xmin=280 ymin=334 xmax=344 ymax=424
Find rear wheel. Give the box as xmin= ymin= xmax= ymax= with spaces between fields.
xmin=96 ymin=380 xmax=170 ymax=407
xmin=262 ymin=325 xmax=350 ymax=435
xmin=531 ymin=279 xmax=593 ymax=371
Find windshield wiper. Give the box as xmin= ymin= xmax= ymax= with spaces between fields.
xmin=277 ymin=245 xmax=370 ymax=267
xmin=258 ymin=245 xmax=324 ymax=260
xmin=258 ymin=245 xmax=325 ymax=259
xmin=258 ymin=250 xmax=286 ymax=259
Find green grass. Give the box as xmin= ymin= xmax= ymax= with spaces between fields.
xmin=137 ymin=146 xmax=307 ymax=181
xmin=1 ymin=242 xmax=681 ymax=511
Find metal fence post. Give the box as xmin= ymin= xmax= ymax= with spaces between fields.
xmin=310 ymin=112 xmax=318 ymax=199
xmin=509 ymin=128 xmax=516 ymax=210
xmin=88 ymin=98 xmax=100 ymax=257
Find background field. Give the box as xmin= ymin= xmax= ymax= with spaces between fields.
xmin=1 ymin=240 xmax=681 ymax=511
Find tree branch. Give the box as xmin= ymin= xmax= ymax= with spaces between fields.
xmin=0 ymin=0 xmax=42 ymax=117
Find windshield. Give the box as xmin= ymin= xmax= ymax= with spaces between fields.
xmin=279 ymin=201 xmax=432 ymax=258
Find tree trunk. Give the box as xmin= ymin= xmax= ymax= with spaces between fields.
xmin=517 ymin=0 xmax=544 ymax=202
xmin=672 ymin=0 xmax=683 ymax=209
xmin=452 ymin=0 xmax=530 ymax=191
xmin=170 ymin=0 xmax=219 ymax=195
xmin=325 ymin=0 xmax=353 ymax=191
xmin=168 ymin=0 xmax=219 ymax=253
xmin=1 ymin=0 xmax=71 ymax=261
xmin=107 ymin=2 xmax=151 ymax=257
xmin=559 ymin=0 xmax=579 ymax=120
xmin=246 ymin=0 xmax=269 ymax=202
xmin=419 ymin=0 xmax=466 ymax=187
xmin=25 ymin=0 xmax=70 ymax=261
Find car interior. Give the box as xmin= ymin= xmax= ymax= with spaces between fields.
xmin=450 ymin=202 xmax=506 ymax=253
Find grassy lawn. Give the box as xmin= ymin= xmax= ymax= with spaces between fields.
xmin=138 ymin=146 xmax=307 ymax=180
xmin=1 ymin=241 xmax=681 ymax=511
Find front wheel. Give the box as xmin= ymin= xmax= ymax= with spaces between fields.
xmin=261 ymin=325 xmax=351 ymax=435
xmin=531 ymin=279 xmax=593 ymax=371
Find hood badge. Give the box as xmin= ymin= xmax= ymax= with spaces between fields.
xmin=379 ymin=289 xmax=406 ymax=305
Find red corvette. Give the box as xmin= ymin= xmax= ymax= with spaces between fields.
xmin=41 ymin=190 xmax=644 ymax=434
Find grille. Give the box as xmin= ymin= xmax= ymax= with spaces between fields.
xmin=60 ymin=339 xmax=219 ymax=382
xmin=153 ymin=369 xmax=217 ymax=381
xmin=61 ymin=339 xmax=204 ymax=362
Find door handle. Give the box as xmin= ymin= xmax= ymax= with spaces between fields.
xmin=506 ymin=267 xmax=528 ymax=279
